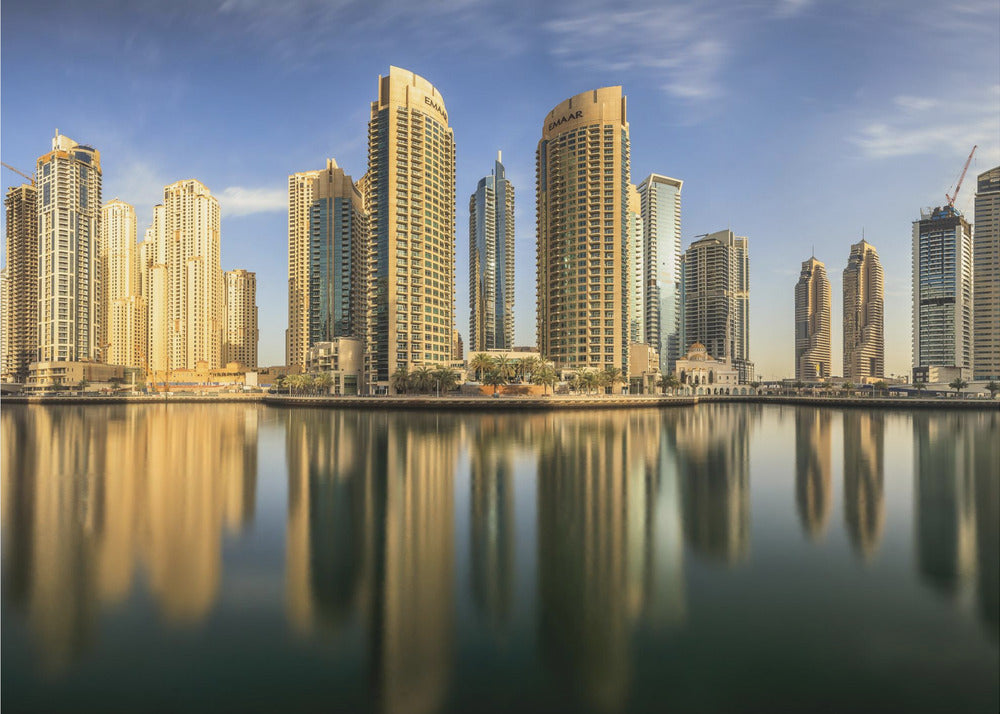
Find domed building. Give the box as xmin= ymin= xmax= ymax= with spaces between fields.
xmin=675 ymin=343 xmax=740 ymax=394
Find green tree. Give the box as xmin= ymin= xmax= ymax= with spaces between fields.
xmin=912 ymin=380 xmax=927 ymax=395
xmin=872 ymin=380 xmax=888 ymax=396
xmin=315 ymin=372 xmax=333 ymax=395
xmin=411 ymin=365 xmax=434 ymax=394
xmin=493 ymin=355 xmax=516 ymax=382
xmin=949 ymin=377 xmax=968 ymax=397
xmin=468 ymin=353 xmax=494 ymax=382
xmin=986 ymin=381 xmax=1000 ymax=398
xmin=602 ymin=366 xmax=624 ymax=395
xmin=432 ymin=366 xmax=459 ymax=396
xmin=390 ymin=366 xmax=411 ymax=394
xmin=300 ymin=374 xmax=316 ymax=395
xmin=518 ymin=356 xmax=541 ymax=382
xmin=566 ymin=371 xmax=581 ymax=394
xmin=579 ymin=370 xmax=600 ymax=395
xmin=273 ymin=374 xmax=287 ymax=393
xmin=841 ymin=382 xmax=853 ymax=395
xmin=531 ymin=365 xmax=558 ymax=395
xmin=482 ymin=368 xmax=506 ymax=396
xmin=661 ymin=372 xmax=680 ymax=395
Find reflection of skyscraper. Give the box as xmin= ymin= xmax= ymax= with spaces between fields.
xmin=972 ymin=412 xmax=999 ymax=639
xmin=843 ymin=412 xmax=885 ymax=561
xmin=914 ymin=413 xmax=977 ymax=599
xmin=0 ymin=404 xmax=259 ymax=667
xmin=537 ymin=412 xmax=631 ymax=712
xmin=676 ymin=405 xmax=752 ymax=563
xmin=470 ymin=417 xmax=514 ymax=632
xmin=795 ymin=408 xmax=832 ymax=540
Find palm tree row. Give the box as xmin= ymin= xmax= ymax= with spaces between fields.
xmin=389 ymin=365 xmax=460 ymax=395
xmin=564 ymin=366 xmax=626 ymax=395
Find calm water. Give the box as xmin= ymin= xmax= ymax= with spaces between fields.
xmin=1 ymin=403 xmax=997 ymax=713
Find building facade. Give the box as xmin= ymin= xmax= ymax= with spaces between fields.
xmin=469 ymin=152 xmax=515 ymax=352
xmin=286 ymin=160 xmax=369 ymax=369
xmin=794 ymin=257 xmax=831 ymax=380
xmin=536 ymin=86 xmax=630 ymax=375
xmin=36 ymin=131 xmax=103 ymax=363
xmin=912 ymin=206 xmax=973 ymax=380
xmin=143 ymin=180 xmax=225 ymax=372
xmin=224 ymin=269 xmax=258 ymax=368
xmin=627 ymin=183 xmax=644 ymax=345
xmin=680 ymin=230 xmax=753 ymax=383
xmin=637 ymin=174 xmax=683 ymax=375
xmin=2 ymin=183 xmax=37 ymax=381
xmin=842 ymin=239 xmax=884 ymax=381
xmin=367 ymin=66 xmax=456 ymax=391
xmin=973 ymin=166 xmax=1000 ymax=380
xmin=102 ymin=199 xmax=146 ymax=370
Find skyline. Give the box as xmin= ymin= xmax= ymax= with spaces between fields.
xmin=2 ymin=0 xmax=999 ymax=378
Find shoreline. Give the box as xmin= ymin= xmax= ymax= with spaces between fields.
xmin=2 ymin=393 xmax=997 ymax=411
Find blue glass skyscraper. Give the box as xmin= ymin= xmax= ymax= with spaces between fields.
xmin=469 ymin=152 xmax=514 ymax=351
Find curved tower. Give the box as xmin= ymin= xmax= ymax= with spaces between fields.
xmin=794 ymin=256 xmax=831 ymax=380
xmin=536 ymin=87 xmax=630 ymax=375
xmin=843 ymin=239 xmax=884 ymax=381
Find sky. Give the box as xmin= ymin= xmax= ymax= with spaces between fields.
xmin=2 ymin=0 xmax=998 ymax=378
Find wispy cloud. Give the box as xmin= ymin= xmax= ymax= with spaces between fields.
xmin=774 ymin=0 xmax=812 ymax=18
xmin=217 ymin=186 xmax=286 ymax=217
xmin=851 ymin=85 xmax=1000 ymax=160
xmin=103 ymin=160 xmax=168 ymax=230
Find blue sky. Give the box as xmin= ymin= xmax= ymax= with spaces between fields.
xmin=2 ymin=0 xmax=998 ymax=377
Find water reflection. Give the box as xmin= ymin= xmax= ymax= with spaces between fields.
xmin=915 ymin=411 xmax=999 ymax=639
xmin=676 ymin=405 xmax=754 ymax=564
xmin=795 ymin=408 xmax=832 ymax=540
xmin=843 ymin=412 xmax=885 ymax=561
xmin=0 ymin=405 xmax=258 ymax=670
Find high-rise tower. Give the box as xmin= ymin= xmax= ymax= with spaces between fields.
xmin=536 ymin=87 xmax=630 ymax=375
xmin=680 ymin=230 xmax=753 ymax=383
xmin=973 ymin=166 xmax=1000 ymax=380
xmin=627 ymin=183 xmax=644 ymax=345
xmin=102 ymin=199 xmax=146 ymax=370
xmin=36 ymin=131 xmax=102 ymax=363
xmin=637 ymin=174 xmax=683 ymax=374
xmin=842 ymin=239 xmax=884 ymax=381
xmin=367 ymin=67 xmax=456 ymax=391
xmin=912 ymin=206 xmax=973 ymax=380
xmin=224 ymin=269 xmax=258 ymax=368
xmin=469 ymin=152 xmax=515 ymax=352
xmin=2 ymin=183 xmax=38 ymax=381
xmin=286 ymin=159 xmax=368 ymax=369
xmin=794 ymin=256 xmax=831 ymax=380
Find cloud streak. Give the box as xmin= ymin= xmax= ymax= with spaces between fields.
xmin=217 ymin=186 xmax=286 ymax=217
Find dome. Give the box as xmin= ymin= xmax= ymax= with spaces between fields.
xmin=686 ymin=342 xmax=709 ymax=360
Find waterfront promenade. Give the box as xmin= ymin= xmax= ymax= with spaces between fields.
xmin=3 ymin=393 xmax=997 ymax=410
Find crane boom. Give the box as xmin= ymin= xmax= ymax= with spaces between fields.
xmin=945 ymin=145 xmax=977 ymax=207
xmin=1 ymin=162 xmax=35 ymax=186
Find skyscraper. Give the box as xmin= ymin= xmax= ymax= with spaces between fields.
xmin=102 ymin=199 xmax=146 ymax=370
xmin=637 ymin=174 xmax=683 ymax=374
xmin=469 ymin=152 xmax=514 ymax=352
xmin=144 ymin=180 xmax=224 ymax=372
xmin=627 ymin=183 xmax=644 ymax=345
xmin=536 ymin=86 xmax=630 ymax=375
xmin=842 ymin=239 xmax=884 ymax=381
xmin=286 ymin=160 xmax=368 ymax=369
xmin=367 ymin=67 xmax=456 ymax=391
xmin=2 ymin=183 xmax=37 ymax=381
xmin=36 ymin=131 xmax=102 ymax=363
xmin=973 ymin=166 xmax=1000 ymax=380
xmin=680 ymin=230 xmax=753 ymax=383
xmin=912 ymin=206 xmax=973 ymax=381
xmin=224 ymin=269 xmax=258 ymax=368
xmin=794 ymin=256 xmax=831 ymax=380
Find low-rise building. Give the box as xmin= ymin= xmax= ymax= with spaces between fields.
xmin=27 ymin=361 xmax=137 ymax=393
xmin=629 ymin=342 xmax=660 ymax=394
xmin=674 ymin=342 xmax=739 ymax=394
xmin=305 ymin=338 xmax=364 ymax=395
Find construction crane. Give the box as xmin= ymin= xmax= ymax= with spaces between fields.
xmin=945 ymin=145 xmax=977 ymax=208
xmin=1 ymin=162 xmax=35 ymax=186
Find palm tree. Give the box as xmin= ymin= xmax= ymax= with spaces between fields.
xmin=482 ymin=368 xmax=506 ymax=396
xmin=411 ymin=365 xmax=434 ymax=394
xmin=663 ymin=373 xmax=680 ymax=395
xmin=493 ymin=355 xmax=516 ymax=382
xmin=579 ymin=370 xmax=600 ymax=395
xmin=949 ymin=377 xmax=968 ymax=397
xmin=273 ymin=375 xmax=287 ymax=393
xmin=986 ymin=381 xmax=1000 ymax=398
xmin=300 ymin=374 xmax=316 ymax=395
xmin=602 ymin=366 xmax=624 ymax=395
xmin=792 ymin=380 xmax=805 ymax=396
xmin=315 ymin=372 xmax=333 ymax=395
xmin=432 ymin=366 xmax=459 ymax=396
xmin=531 ymin=365 xmax=558 ymax=395
xmin=750 ymin=381 xmax=761 ymax=394
xmin=518 ymin=356 xmax=541 ymax=382
xmin=841 ymin=382 xmax=853 ymax=395
xmin=873 ymin=380 xmax=888 ymax=396
xmin=468 ymin=353 xmax=494 ymax=382
xmin=913 ymin=380 xmax=927 ymax=395
xmin=566 ymin=371 xmax=581 ymax=394
xmin=390 ymin=366 xmax=411 ymax=394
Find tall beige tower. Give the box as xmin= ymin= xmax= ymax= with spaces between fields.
xmin=143 ymin=180 xmax=224 ymax=372
xmin=627 ymin=183 xmax=644 ymax=345
xmin=286 ymin=169 xmax=319 ymax=368
xmin=367 ymin=67 xmax=456 ymax=391
xmin=536 ymin=87 xmax=630 ymax=374
xmin=794 ymin=257 xmax=831 ymax=380
xmin=102 ymin=199 xmax=146 ymax=370
xmin=2 ymin=184 xmax=37 ymax=381
xmin=36 ymin=132 xmax=103 ymax=363
xmin=973 ymin=166 xmax=1000 ymax=380
xmin=843 ymin=239 xmax=884 ymax=381
xmin=224 ymin=269 xmax=258 ymax=368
